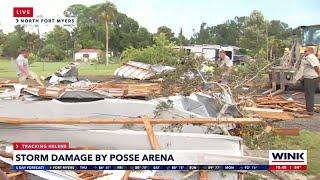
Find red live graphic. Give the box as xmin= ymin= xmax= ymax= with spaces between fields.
xmin=13 ymin=142 xmax=69 ymax=150
xmin=13 ymin=7 xmax=33 ymax=17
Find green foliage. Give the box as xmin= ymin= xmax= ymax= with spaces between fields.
xmin=0 ymin=45 xmax=3 ymax=57
xmin=161 ymin=53 xmax=204 ymax=96
xmin=153 ymin=100 xmax=174 ymax=117
xmin=176 ymin=28 xmax=189 ymax=46
xmin=122 ymin=34 xmax=178 ymax=65
xmin=28 ymin=53 xmax=41 ymax=64
xmin=190 ymin=11 xmax=292 ymax=60
xmin=157 ymin=26 xmax=175 ymax=41
xmin=239 ymin=10 xmax=268 ymax=57
xmin=203 ymin=58 xmax=270 ymax=90
xmin=0 ymin=7 xmax=298 ymax=63
xmin=64 ymin=2 xmax=153 ymax=55
xmin=40 ymin=44 xmax=65 ymax=61
xmin=2 ymin=26 xmax=41 ymax=58
xmin=45 ymin=26 xmax=72 ymax=52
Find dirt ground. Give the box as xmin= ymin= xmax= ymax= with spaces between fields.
xmin=275 ymin=90 xmax=320 ymax=132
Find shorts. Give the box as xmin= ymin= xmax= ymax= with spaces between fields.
xmin=18 ymin=71 xmax=37 ymax=83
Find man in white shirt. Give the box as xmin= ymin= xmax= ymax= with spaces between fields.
xmin=297 ymin=47 xmax=320 ymax=113
xmin=219 ymin=50 xmax=233 ymax=76
xmin=16 ymin=49 xmax=43 ymax=86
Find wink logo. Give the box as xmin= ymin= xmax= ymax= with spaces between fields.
xmin=269 ymin=150 xmax=307 ymax=165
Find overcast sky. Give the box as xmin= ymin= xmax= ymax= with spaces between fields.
xmin=0 ymin=0 xmax=319 ymax=37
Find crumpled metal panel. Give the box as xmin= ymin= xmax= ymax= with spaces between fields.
xmin=114 ymin=61 xmax=174 ymax=80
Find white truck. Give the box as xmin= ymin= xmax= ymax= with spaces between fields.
xmin=174 ymin=44 xmax=244 ymax=64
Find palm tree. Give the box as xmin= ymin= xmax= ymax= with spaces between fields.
xmin=95 ymin=1 xmax=117 ymax=66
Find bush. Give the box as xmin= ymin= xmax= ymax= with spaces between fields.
xmin=28 ymin=53 xmax=41 ymax=64
xmin=122 ymin=33 xmax=178 ymax=65
xmin=40 ymin=44 xmax=65 ymax=61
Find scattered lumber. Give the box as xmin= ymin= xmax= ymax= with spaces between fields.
xmin=253 ymin=95 xmax=319 ymax=118
xmin=0 ymin=117 xmax=262 ymax=125
xmin=42 ymin=81 xmax=162 ymax=98
xmin=39 ymin=87 xmax=66 ymax=98
xmin=94 ymin=81 xmax=161 ymax=97
xmin=24 ymin=87 xmax=65 ymax=98
xmin=243 ymin=107 xmax=294 ymax=120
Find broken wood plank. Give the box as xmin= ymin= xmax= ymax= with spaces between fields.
xmin=252 ymin=111 xmax=294 ymax=120
xmin=293 ymin=113 xmax=312 ymax=118
xmin=264 ymin=125 xmax=273 ymax=133
xmin=6 ymin=171 xmax=24 ymax=178
xmin=243 ymin=107 xmax=283 ymax=113
xmin=143 ymin=117 xmax=160 ymax=150
xmin=122 ymin=117 xmax=161 ymax=180
xmin=145 ymin=176 xmax=173 ymax=180
xmin=82 ymin=173 xmax=112 ymax=180
xmin=198 ymin=170 xmax=208 ymax=180
xmin=122 ymin=170 xmax=131 ymax=180
xmin=0 ymin=117 xmax=262 ymax=125
xmin=257 ymin=100 xmax=291 ymax=105
xmin=273 ymin=128 xmax=300 ymax=136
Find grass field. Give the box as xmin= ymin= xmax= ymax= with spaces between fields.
xmin=244 ymin=129 xmax=320 ymax=179
xmin=0 ymin=59 xmax=118 ymax=78
xmin=271 ymin=130 xmax=320 ymax=177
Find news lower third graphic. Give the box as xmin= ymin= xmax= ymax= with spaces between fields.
xmin=12 ymin=7 xmax=76 ymax=26
xmin=12 ymin=142 xmax=307 ymax=171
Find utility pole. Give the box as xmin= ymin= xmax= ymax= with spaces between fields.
xmin=105 ymin=19 xmax=109 ymax=66
xmin=266 ymin=20 xmax=269 ymax=61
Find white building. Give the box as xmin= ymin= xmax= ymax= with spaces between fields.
xmin=74 ymin=49 xmax=103 ymax=62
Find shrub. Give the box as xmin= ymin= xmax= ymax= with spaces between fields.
xmin=122 ymin=33 xmax=178 ymax=65
xmin=40 ymin=44 xmax=65 ymax=61
xmin=28 ymin=53 xmax=41 ymax=64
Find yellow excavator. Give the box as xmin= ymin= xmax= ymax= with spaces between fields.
xmin=264 ymin=24 xmax=320 ymax=95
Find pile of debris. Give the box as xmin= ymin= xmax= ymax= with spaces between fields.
xmin=0 ymin=60 xmax=314 ymax=180
xmin=240 ymin=95 xmax=319 ymax=120
xmin=21 ymin=80 xmax=161 ymax=99
xmin=255 ymin=95 xmax=319 ymax=117
xmin=114 ymin=61 xmax=175 ymax=80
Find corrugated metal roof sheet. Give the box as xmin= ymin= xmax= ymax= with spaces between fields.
xmin=114 ymin=61 xmax=174 ymax=80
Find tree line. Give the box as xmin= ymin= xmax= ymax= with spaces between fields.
xmin=0 ymin=1 xmax=297 ymax=62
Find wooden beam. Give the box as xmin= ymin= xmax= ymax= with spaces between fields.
xmin=143 ymin=116 xmax=160 ymax=150
xmin=243 ymin=107 xmax=283 ymax=113
xmin=198 ymin=170 xmax=208 ymax=180
xmin=121 ymin=170 xmax=131 ymax=180
xmin=6 ymin=171 xmax=24 ymax=178
xmin=0 ymin=117 xmax=262 ymax=125
xmin=273 ymin=128 xmax=300 ymax=136
xmin=123 ymin=117 xmax=161 ymax=180
xmin=251 ymin=111 xmax=294 ymax=120
xmin=82 ymin=173 xmax=112 ymax=180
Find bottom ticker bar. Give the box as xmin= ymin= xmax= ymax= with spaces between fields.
xmin=13 ymin=165 xmax=272 ymax=171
